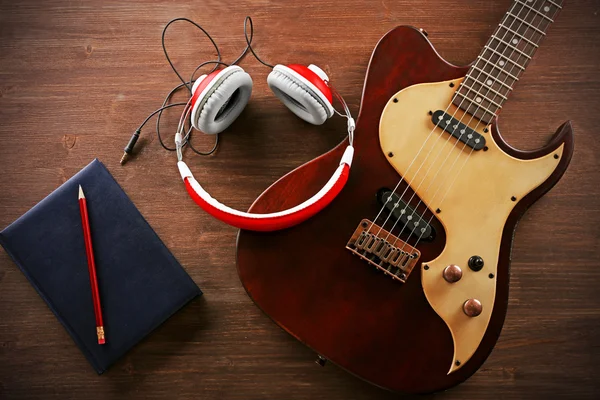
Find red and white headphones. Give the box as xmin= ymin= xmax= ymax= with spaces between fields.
xmin=175 ymin=62 xmax=355 ymax=232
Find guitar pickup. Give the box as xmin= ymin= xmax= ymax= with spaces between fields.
xmin=432 ymin=110 xmax=486 ymax=150
xmin=377 ymin=189 xmax=434 ymax=240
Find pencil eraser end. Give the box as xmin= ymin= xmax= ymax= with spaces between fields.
xmin=97 ymin=326 xmax=105 ymax=344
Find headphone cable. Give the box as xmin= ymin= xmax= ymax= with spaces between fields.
xmin=121 ymin=17 xmax=267 ymax=165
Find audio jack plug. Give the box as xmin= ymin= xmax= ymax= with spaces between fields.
xmin=120 ymin=129 xmax=141 ymax=165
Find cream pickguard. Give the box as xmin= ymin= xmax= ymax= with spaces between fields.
xmin=379 ymin=77 xmax=563 ymax=373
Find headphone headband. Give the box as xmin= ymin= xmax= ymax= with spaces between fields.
xmin=176 ymin=61 xmax=355 ymax=231
xmin=177 ymin=145 xmax=354 ymax=231
xmin=124 ymin=18 xmax=357 ymax=231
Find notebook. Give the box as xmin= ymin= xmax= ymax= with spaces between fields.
xmin=0 ymin=159 xmax=202 ymax=374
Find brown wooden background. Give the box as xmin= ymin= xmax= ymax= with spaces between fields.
xmin=1 ymin=0 xmax=599 ymax=399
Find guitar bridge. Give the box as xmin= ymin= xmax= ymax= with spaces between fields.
xmin=346 ymin=219 xmax=421 ymax=283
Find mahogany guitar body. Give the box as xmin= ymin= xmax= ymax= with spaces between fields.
xmin=236 ymin=26 xmax=573 ymax=394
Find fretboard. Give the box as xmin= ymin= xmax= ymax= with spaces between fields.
xmin=453 ymin=0 xmax=564 ymax=125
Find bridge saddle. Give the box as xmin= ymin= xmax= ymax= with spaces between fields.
xmin=346 ymin=219 xmax=421 ymax=283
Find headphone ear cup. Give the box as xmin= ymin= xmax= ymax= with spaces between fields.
xmin=190 ymin=66 xmax=253 ymax=134
xmin=267 ymin=66 xmax=333 ymax=125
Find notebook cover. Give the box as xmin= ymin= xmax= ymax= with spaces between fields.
xmin=0 ymin=159 xmax=202 ymax=374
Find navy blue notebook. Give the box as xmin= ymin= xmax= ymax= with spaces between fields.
xmin=0 ymin=159 xmax=201 ymax=374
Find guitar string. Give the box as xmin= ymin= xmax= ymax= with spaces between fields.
xmin=391 ymin=3 xmax=542 ymax=252
xmin=384 ymin=0 xmax=536 ymax=246
xmin=371 ymin=0 xmax=523 ymax=241
xmin=392 ymin=0 xmax=549 ymax=250
xmin=368 ymin=62 xmax=499 ymax=233
xmin=368 ymin=101 xmax=458 ymax=233
xmin=407 ymin=0 xmax=561 ymax=252
xmin=367 ymin=2 xmax=536 ymax=239
xmin=400 ymin=0 xmax=560 ymax=256
xmin=363 ymin=16 xmax=519 ymax=232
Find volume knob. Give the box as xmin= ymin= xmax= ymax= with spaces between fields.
xmin=463 ymin=299 xmax=483 ymax=317
xmin=443 ymin=264 xmax=462 ymax=283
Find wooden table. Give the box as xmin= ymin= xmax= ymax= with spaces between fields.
xmin=1 ymin=0 xmax=599 ymax=398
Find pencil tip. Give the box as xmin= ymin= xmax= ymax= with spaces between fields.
xmin=79 ymin=185 xmax=84 ymax=199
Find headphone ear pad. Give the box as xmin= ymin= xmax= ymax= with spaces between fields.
xmin=267 ymin=67 xmax=332 ymax=125
xmin=191 ymin=67 xmax=253 ymax=134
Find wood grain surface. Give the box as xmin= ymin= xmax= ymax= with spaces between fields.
xmin=0 ymin=0 xmax=598 ymax=399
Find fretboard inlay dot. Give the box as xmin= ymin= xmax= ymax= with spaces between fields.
xmin=449 ymin=0 xmax=561 ymax=131
xmin=451 ymin=0 xmax=562 ymax=127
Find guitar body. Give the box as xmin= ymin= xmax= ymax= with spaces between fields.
xmin=236 ymin=26 xmax=573 ymax=394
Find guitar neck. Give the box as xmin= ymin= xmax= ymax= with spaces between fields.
xmin=453 ymin=0 xmax=564 ymax=125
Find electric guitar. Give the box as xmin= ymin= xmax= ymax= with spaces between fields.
xmin=236 ymin=0 xmax=573 ymax=393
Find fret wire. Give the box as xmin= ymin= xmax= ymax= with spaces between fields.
xmin=507 ymin=12 xmax=546 ymax=35
xmin=514 ymin=0 xmax=554 ymax=22
xmin=454 ymin=91 xmax=500 ymax=116
xmin=454 ymin=0 xmax=560 ymax=121
xmin=453 ymin=95 xmax=496 ymax=121
xmin=491 ymin=35 xmax=532 ymax=59
xmin=476 ymin=56 xmax=519 ymax=83
xmin=456 ymin=86 xmax=503 ymax=109
xmin=458 ymin=3 xmax=525 ymax=115
xmin=470 ymin=65 xmax=514 ymax=91
xmin=498 ymin=23 xmax=539 ymax=47
xmin=477 ymin=54 xmax=522 ymax=79
xmin=460 ymin=79 xmax=508 ymax=101
xmin=483 ymin=45 xmax=526 ymax=71
xmin=547 ymin=0 xmax=562 ymax=9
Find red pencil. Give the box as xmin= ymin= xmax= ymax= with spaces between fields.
xmin=78 ymin=185 xmax=106 ymax=345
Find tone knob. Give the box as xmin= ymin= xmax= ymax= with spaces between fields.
xmin=463 ymin=299 xmax=482 ymax=317
xmin=443 ymin=264 xmax=462 ymax=283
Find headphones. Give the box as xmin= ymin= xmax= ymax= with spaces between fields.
xmin=124 ymin=17 xmax=355 ymax=232
xmin=176 ymin=62 xmax=355 ymax=232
